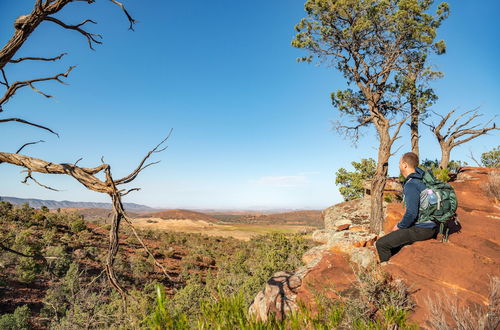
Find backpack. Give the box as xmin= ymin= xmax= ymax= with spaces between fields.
xmin=415 ymin=169 xmax=458 ymax=241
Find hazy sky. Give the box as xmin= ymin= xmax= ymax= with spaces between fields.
xmin=0 ymin=0 xmax=499 ymax=209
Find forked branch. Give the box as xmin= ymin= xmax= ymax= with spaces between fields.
xmin=426 ymin=108 xmax=499 ymax=168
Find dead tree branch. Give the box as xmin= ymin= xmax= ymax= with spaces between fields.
xmin=0 ymin=118 xmax=59 ymax=136
xmin=427 ymin=108 xmax=499 ymax=169
xmin=9 ymin=52 xmax=67 ymax=63
xmin=44 ymin=17 xmax=102 ymax=49
xmin=0 ymin=133 xmax=172 ymax=299
xmin=0 ymin=66 xmax=75 ymax=107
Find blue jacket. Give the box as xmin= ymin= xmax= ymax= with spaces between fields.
xmin=398 ymin=167 xmax=436 ymax=229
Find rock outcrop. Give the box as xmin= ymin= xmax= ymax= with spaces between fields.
xmin=249 ymin=167 xmax=500 ymax=328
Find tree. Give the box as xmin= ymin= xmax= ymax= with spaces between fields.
xmin=335 ymin=158 xmax=376 ymax=201
xmin=425 ymin=108 xmax=499 ymax=169
xmin=292 ymin=0 xmax=449 ymax=233
xmin=397 ymin=52 xmax=444 ymax=158
xmin=0 ymin=0 xmax=169 ymax=299
xmin=481 ymin=145 xmax=500 ymax=168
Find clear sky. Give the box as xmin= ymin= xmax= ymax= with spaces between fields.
xmin=0 ymin=0 xmax=499 ymax=210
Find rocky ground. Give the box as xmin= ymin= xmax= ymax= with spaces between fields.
xmin=249 ymin=167 xmax=500 ymax=328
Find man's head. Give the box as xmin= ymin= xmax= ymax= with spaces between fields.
xmin=399 ymin=152 xmax=419 ymax=178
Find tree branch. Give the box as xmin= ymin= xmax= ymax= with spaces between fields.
xmin=115 ymin=129 xmax=172 ymax=185
xmin=16 ymin=140 xmax=45 ymax=154
xmin=0 ymin=118 xmax=59 ymax=136
xmin=44 ymin=17 xmax=102 ymax=50
xmin=9 ymin=52 xmax=67 ymax=63
xmin=0 ymin=66 xmax=75 ymax=107
xmin=109 ymin=0 xmax=137 ymax=30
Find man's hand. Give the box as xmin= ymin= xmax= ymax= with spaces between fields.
xmin=392 ymin=224 xmax=400 ymax=232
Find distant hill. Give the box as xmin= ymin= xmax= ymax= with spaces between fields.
xmin=142 ymin=209 xmax=220 ymax=223
xmin=0 ymin=196 xmax=154 ymax=212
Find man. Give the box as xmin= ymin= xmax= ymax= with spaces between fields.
xmin=376 ymin=152 xmax=438 ymax=262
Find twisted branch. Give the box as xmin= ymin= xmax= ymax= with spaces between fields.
xmin=0 ymin=66 xmax=75 ymax=106
xmin=44 ymin=17 xmax=102 ymax=50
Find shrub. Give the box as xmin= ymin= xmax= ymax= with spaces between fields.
xmin=335 ymin=158 xmax=376 ymax=201
xmin=483 ymin=172 xmax=500 ymax=200
xmin=481 ymin=145 xmax=500 ymax=168
xmin=45 ymin=246 xmax=72 ymax=278
xmin=70 ymin=217 xmax=87 ymax=233
xmin=432 ymin=168 xmax=450 ymax=182
xmin=0 ymin=305 xmax=31 ymax=330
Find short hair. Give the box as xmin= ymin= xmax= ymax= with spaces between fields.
xmin=401 ymin=152 xmax=419 ymax=168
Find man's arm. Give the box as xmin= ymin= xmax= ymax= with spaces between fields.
xmin=398 ymin=182 xmax=420 ymax=229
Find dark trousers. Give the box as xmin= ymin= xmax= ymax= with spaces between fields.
xmin=376 ymin=226 xmax=437 ymax=262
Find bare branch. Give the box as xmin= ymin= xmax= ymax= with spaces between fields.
xmin=109 ymin=0 xmax=137 ymax=30
xmin=44 ymin=17 xmax=102 ymax=50
xmin=390 ymin=114 xmax=410 ymax=144
xmin=9 ymin=52 xmax=67 ymax=63
xmin=22 ymin=170 xmax=60 ymax=191
xmin=0 ymin=118 xmax=59 ymax=136
xmin=444 ymin=108 xmax=479 ymax=138
xmin=451 ymin=124 xmax=499 ymax=148
xmin=16 ymin=140 xmax=45 ymax=154
xmin=0 ymin=69 xmax=8 ymax=88
xmin=0 ymin=66 xmax=75 ymax=106
xmin=115 ymin=129 xmax=173 ymax=185
xmin=468 ymin=150 xmax=482 ymax=167
xmin=120 ymin=187 xmax=140 ymax=196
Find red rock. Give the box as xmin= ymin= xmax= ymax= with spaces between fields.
xmin=336 ymin=223 xmax=351 ymax=231
xmin=295 ymin=252 xmax=357 ymax=307
xmin=382 ymin=167 xmax=500 ymax=328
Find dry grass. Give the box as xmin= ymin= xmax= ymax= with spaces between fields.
xmin=427 ymin=277 xmax=499 ymax=330
xmin=131 ymin=217 xmax=314 ymax=241
xmin=483 ymin=172 xmax=500 ymax=200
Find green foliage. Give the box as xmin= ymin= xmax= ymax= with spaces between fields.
xmin=292 ymin=0 xmax=449 ymax=139
xmin=481 ymin=145 xmax=500 ymax=168
xmin=45 ymin=245 xmax=72 ymax=278
xmin=420 ymin=158 xmax=464 ymax=181
xmin=146 ymin=267 xmax=418 ymax=329
xmin=70 ymin=215 xmax=87 ymax=233
xmin=335 ymin=158 xmax=376 ymax=201
xmin=0 ymin=305 xmax=31 ymax=330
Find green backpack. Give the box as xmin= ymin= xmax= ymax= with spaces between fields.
xmin=415 ymin=169 xmax=458 ymax=241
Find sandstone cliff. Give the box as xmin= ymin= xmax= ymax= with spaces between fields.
xmin=249 ymin=167 xmax=499 ymax=328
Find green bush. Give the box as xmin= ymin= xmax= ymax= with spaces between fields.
xmin=45 ymin=246 xmax=71 ymax=278
xmin=481 ymin=145 xmax=500 ymax=168
xmin=432 ymin=168 xmax=450 ymax=182
xmin=70 ymin=217 xmax=87 ymax=233
xmin=335 ymin=158 xmax=376 ymax=201
xmin=0 ymin=305 xmax=31 ymax=330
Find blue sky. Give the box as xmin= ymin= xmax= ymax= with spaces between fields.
xmin=0 ymin=0 xmax=499 ymax=209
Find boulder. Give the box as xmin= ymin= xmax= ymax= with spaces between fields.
xmin=323 ymin=197 xmax=372 ymax=229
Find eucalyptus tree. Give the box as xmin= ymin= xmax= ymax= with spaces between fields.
xmin=292 ymin=0 xmax=449 ymax=233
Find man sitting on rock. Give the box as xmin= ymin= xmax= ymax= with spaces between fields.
xmin=375 ymin=152 xmax=438 ymax=262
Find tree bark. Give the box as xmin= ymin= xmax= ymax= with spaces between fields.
xmin=370 ymin=125 xmax=391 ymax=234
xmin=439 ymin=144 xmax=451 ymax=169
xmin=410 ymin=103 xmax=419 ymax=158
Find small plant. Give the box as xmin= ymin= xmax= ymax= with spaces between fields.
xmin=483 ymin=172 xmax=500 ymax=200
xmin=70 ymin=217 xmax=87 ymax=233
xmin=433 ymin=168 xmax=451 ymax=182
xmin=0 ymin=305 xmax=31 ymax=330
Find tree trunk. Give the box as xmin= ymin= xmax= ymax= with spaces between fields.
xmin=410 ymin=103 xmax=419 ymax=158
xmin=370 ymin=128 xmax=391 ymax=234
xmin=439 ymin=144 xmax=451 ymax=169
